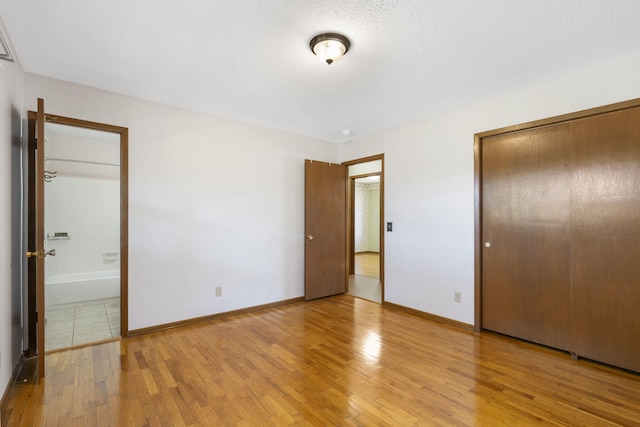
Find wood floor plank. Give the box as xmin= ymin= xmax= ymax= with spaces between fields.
xmin=354 ymin=252 xmax=380 ymax=279
xmin=3 ymin=295 xmax=640 ymax=426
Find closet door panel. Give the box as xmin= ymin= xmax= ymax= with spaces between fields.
xmin=570 ymin=107 xmax=640 ymax=372
xmin=482 ymin=124 xmax=572 ymax=349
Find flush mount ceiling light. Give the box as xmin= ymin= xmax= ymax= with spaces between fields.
xmin=310 ymin=33 xmax=350 ymax=65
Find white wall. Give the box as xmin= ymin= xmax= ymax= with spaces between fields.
xmin=367 ymin=185 xmax=380 ymax=252
xmin=340 ymin=53 xmax=640 ymax=325
xmin=0 ymin=25 xmax=24 ymax=395
xmin=348 ymin=160 xmax=381 ymax=176
xmin=354 ymin=183 xmax=380 ymax=253
xmin=353 ymin=183 xmax=369 ymax=252
xmin=25 ymin=74 xmax=339 ymax=330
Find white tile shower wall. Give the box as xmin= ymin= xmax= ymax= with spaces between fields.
xmin=45 ymin=176 xmax=120 ymax=279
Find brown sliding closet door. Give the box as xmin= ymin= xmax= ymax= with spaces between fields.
xmin=570 ymin=107 xmax=640 ymax=372
xmin=481 ymin=101 xmax=640 ymax=373
xmin=482 ymin=123 xmax=572 ymax=350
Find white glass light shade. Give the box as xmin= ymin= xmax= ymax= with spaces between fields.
xmin=313 ymin=39 xmax=346 ymax=64
xmin=310 ymin=33 xmax=350 ymax=65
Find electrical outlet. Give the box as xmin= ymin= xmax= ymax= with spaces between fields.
xmin=454 ymin=292 xmax=462 ymax=303
xmin=215 ymin=287 xmax=222 ymax=297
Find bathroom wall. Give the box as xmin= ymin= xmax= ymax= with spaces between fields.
xmin=44 ymin=175 xmax=120 ymax=278
xmin=44 ymin=124 xmax=121 ymax=280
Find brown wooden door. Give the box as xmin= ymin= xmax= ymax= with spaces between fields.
xmin=569 ymin=107 xmax=640 ymax=372
xmin=481 ymin=101 xmax=640 ymax=372
xmin=482 ymin=124 xmax=572 ymax=350
xmin=35 ymin=98 xmax=46 ymax=378
xmin=304 ymin=160 xmax=347 ymax=300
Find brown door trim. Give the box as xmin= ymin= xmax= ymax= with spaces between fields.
xmin=26 ymin=110 xmax=130 ymax=361
xmin=343 ymin=154 xmax=385 ymax=303
xmin=348 ymin=177 xmax=355 ymax=276
xmin=474 ymin=97 xmax=640 ymax=332
xmin=35 ymin=99 xmax=45 ymax=378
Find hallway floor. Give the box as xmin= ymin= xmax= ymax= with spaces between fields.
xmin=45 ymin=298 xmax=120 ymax=351
xmin=349 ymin=252 xmax=382 ymax=303
xmin=348 ymin=275 xmax=381 ymax=303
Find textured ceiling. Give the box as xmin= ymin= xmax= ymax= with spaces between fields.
xmin=2 ymin=1 xmax=640 ymax=142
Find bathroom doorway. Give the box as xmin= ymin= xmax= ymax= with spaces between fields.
xmin=43 ymin=123 xmax=122 ymax=351
xmin=26 ymin=108 xmax=128 ymax=358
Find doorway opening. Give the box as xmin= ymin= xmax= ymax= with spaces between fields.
xmin=344 ymin=155 xmax=384 ymax=304
xmin=27 ymin=109 xmax=128 ymax=360
xmin=43 ymin=123 xmax=122 ymax=351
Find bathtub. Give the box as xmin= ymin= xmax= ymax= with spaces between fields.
xmin=45 ymin=270 xmax=120 ymax=306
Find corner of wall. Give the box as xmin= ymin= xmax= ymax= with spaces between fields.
xmin=0 ymin=18 xmax=26 ymax=408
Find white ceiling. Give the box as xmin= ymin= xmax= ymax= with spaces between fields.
xmin=2 ymin=1 xmax=640 ymax=143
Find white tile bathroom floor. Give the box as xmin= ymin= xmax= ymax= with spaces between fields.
xmin=45 ymin=298 xmax=120 ymax=351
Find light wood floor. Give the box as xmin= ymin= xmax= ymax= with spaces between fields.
xmin=354 ymin=252 xmax=379 ymax=279
xmin=3 ymin=295 xmax=640 ymax=426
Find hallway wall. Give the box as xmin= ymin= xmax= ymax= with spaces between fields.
xmin=354 ymin=183 xmax=380 ymax=253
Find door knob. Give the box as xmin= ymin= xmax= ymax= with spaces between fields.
xmin=25 ymin=249 xmax=56 ymax=258
xmin=306 ymin=235 xmax=314 ymax=240
xmin=26 ymin=250 xmax=41 ymax=258
xmin=484 ymin=242 xmax=491 ymax=248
